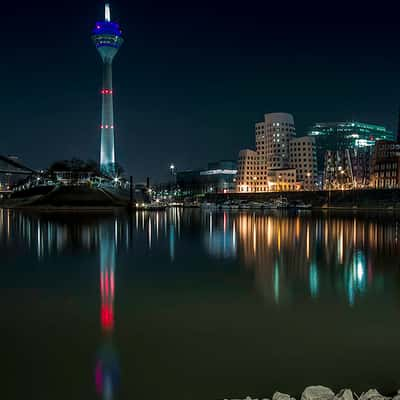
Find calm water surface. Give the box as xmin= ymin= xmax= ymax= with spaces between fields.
xmin=2 ymin=208 xmax=400 ymax=399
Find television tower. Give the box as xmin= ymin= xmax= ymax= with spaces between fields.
xmin=92 ymin=3 xmax=124 ymax=176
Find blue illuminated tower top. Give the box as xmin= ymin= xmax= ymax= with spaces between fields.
xmin=92 ymin=3 xmax=124 ymax=63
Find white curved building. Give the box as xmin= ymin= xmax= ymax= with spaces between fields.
xmin=236 ymin=149 xmax=258 ymax=192
xmin=237 ymin=112 xmax=317 ymax=192
xmin=265 ymin=113 xmax=296 ymax=169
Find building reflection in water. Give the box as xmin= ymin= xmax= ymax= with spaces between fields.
xmin=1 ymin=208 xmax=400 ymax=313
xmin=204 ymin=211 xmax=237 ymax=259
xmin=203 ymin=210 xmax=400 ymax=306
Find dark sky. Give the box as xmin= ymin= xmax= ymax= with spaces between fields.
xmin=2 ymin=0 xmax=400 ymax=182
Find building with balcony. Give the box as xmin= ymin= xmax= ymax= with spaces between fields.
xmin=370 ymin=141 xmax=400 ymax=189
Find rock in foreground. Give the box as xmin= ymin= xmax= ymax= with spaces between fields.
xmin=273 ymin=392 xmax=296 ymax=400
xmin=301 ymin=386 xmax=335 ymax=400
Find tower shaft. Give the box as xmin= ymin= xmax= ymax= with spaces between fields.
xmin=92 ymin=3 xmax=123 ymax=177
xmin=100 ymin=61 xmax=115 ymax=174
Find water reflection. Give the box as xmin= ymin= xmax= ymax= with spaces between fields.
xmin=2 ymin=208 xmax=400 ymax=398
xmin=1 ymin=209 xmax=399 ymax=311
xmin=202 ymin=211 xmax=400 ymax=306
xmin=204 ymin=212 xmax=237 ymax=259
xmin=95 ymin=222 xmax=119 ymax=400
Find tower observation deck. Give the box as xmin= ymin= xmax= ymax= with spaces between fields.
xmin=92 ymin=3 xmax=124 ymax=177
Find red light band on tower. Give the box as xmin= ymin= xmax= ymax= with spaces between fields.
xmin=100 ymin=89 xmax=113 ymax=95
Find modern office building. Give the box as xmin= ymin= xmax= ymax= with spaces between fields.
xmin=323 ymin=147 xmax=374 ymax=190
xmin=176 ymin=160 xmax=237 ymax=195
xmin=323 ymin=148 xmax=372 ymax=190
xmin=237 ymin=113 xmax=317 ymax=192
xmin=323 ymin=150 xmax=354 ymax=190
xmin=351 ymin=148 xmax=372 ymax=188
xmin=92 ymin=3 xmax=124 ymax=176
xmin=370 ymin=141 xmax=400 ymax=189
xmin=307 ymin=121 xmax=394 ymax=173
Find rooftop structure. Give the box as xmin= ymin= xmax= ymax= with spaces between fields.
xmin=176 ymin=160 xmax=237 ymax=195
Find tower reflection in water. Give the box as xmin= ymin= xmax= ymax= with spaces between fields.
xmin=95 ymin=221 xmax=120 ymax=400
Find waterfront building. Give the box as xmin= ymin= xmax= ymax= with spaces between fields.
xmin=289 ymin=137 xmax=317 ymax=190
xmin=351 ymin=148 xmax=372 ymax=188
xmin=323 ymin=148 xmax=372 ymax=190
xmin=92 ymin=3 xmax=124 ymax=176
xmin=236 ymin=150 xmax=258 ymax=192
xmin=370 ymin=141 xmax=400 ymax=189
xmin=267 ymin=168 xmax=297 ymax=192
xmin=307 ymin=121 xmax=393 ymax=174
xmin=53 ymin=171 xmax=95 ymax=185
xmin=258 ymin=113 xmax=296 ymax=170
xmin=237 ymin=113 xmax=317 ymax=192
xmin=176 ymin=160 xmax=237 ymax=195
xmin=323 ymin=150 xmax=354 ymax=190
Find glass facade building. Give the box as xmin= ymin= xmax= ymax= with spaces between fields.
xmin=307 ymin=121 xmax=394 ymax=173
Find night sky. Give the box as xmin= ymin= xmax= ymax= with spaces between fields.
xmin=2 ymin=0 xmax=400 ymax=182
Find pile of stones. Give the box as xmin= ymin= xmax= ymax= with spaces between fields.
xmin=272 ymin=386 xmax=399 ymax=400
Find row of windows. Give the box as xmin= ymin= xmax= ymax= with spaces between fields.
xmin=240 ymin=153 xmax=314 ymax=162
xmin=238 ymin=156 xmax=256 ymax=161
xmin=374 ymin=179 xmax=399 ymax=188
xmin=290 ymin=142 xmax=313 ymax=147
xmin=239 ymin=169 xmax=314 ymax=176
xmin=376 ymin=163 xmax=398 ymax=170
xmin=291 ymin=158 xmax=314 ymax=163
xmin=267 ymin=123 xmax=294 ymax=128
xmin=377 ymin=171 xmax=398 ymax=177
xmin=270 ymin=172 xmax=295 ymax=177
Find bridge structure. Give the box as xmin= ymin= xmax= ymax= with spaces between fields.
xmin=0 ymin=155 xmax=36 ymax=192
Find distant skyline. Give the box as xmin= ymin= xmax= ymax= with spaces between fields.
xmin=2 ymin=0 xmax=400 ymax=182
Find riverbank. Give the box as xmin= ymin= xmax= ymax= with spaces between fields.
xmin=206 ymin=188 xmax=400 ymax=210
xmin=0 ymin=185 xmax=129 ymax=209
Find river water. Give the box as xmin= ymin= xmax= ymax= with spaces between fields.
xmin=2 ymin=208 xmax=400 ymax=399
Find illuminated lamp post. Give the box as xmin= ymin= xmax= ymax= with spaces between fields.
xmin=253 ymin=176 xmax=257 ymax=192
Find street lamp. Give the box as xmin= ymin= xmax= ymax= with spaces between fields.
xmin=340 ymin=170 xmax=345 ymax=191
xmin=253 ymin=176 xmax=257 ymax=193
xmin=306 ymin=172 xmax=311 ymax=191
xmin=169 ymin=164 xmax=176 ymax=198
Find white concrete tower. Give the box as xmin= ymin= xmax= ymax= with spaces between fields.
xmin=92 ymin=3 xmax=124 ymax=176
